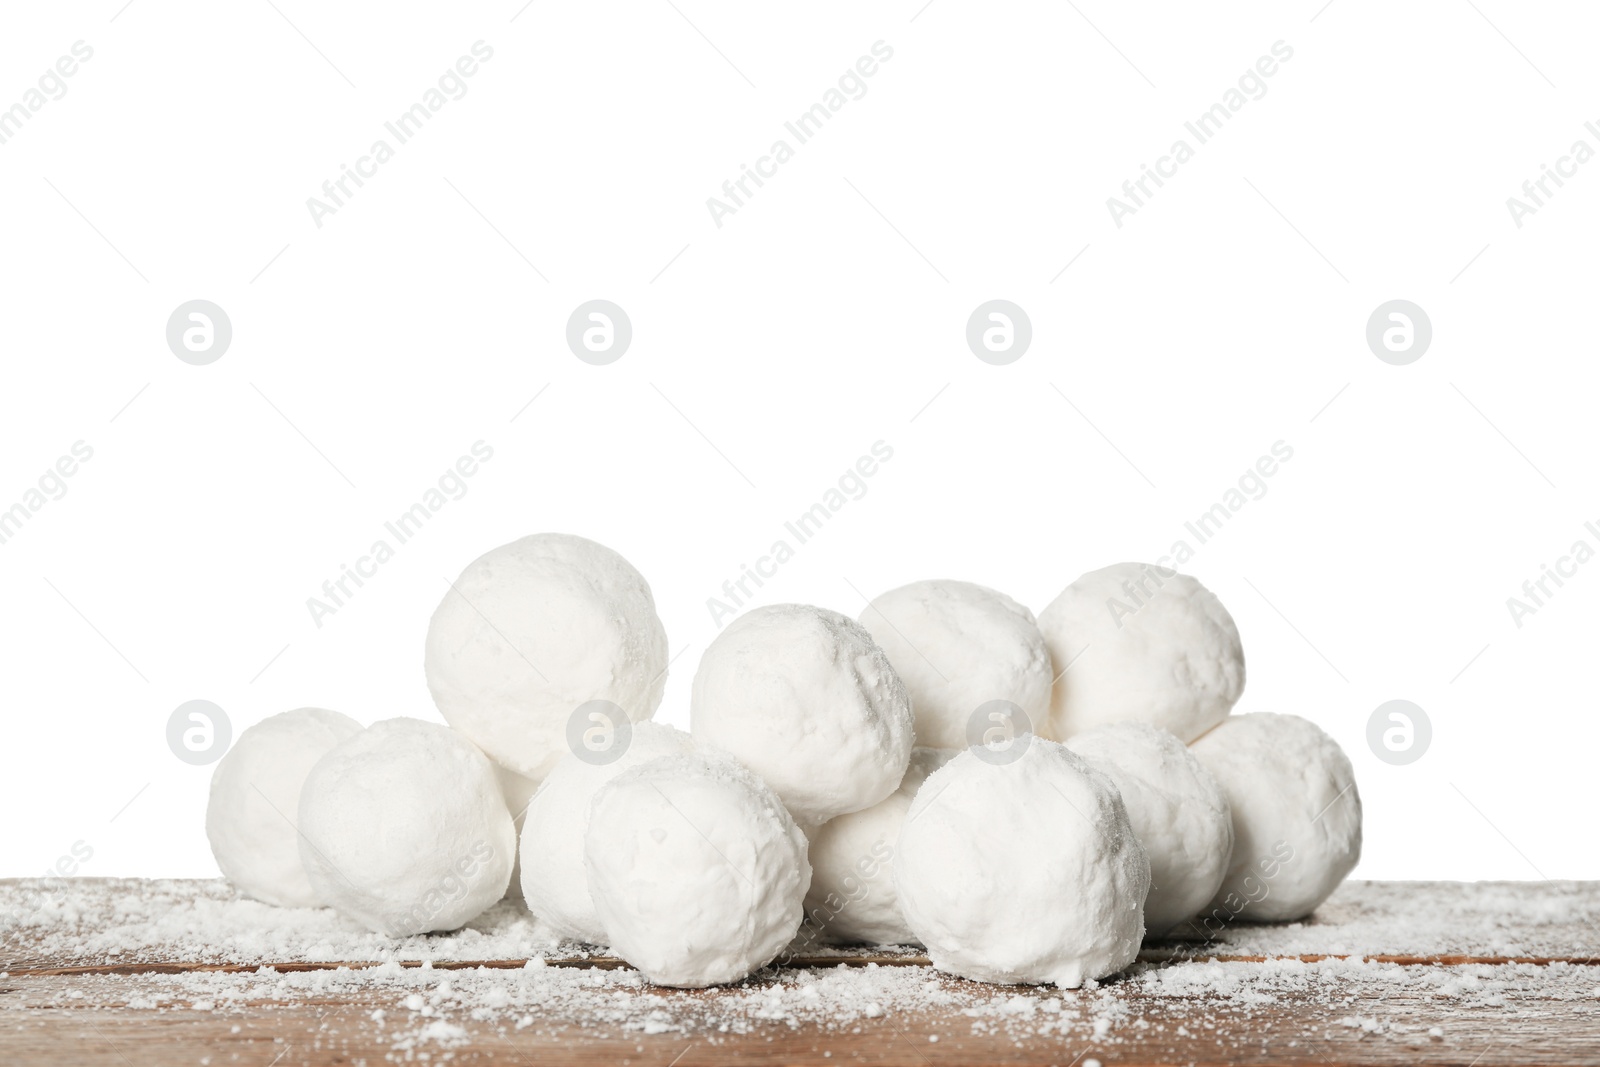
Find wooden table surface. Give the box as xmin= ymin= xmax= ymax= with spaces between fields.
xmin=4 ymin=878 xmax=1598 ymax=1065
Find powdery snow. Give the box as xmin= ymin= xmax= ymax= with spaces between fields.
xmin=4 ymin=878 xmax=1598 ymax=1056
xmin=7 ymin=878 xmax=1596 ymax=972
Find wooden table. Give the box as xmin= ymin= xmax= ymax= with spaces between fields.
xmin=4 ymin=878 xmax=1598 ymax=1065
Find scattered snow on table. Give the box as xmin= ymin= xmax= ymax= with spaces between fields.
xmin=1156 ymin=879 xmax=1600 ymax=959
xmin=7 ymin=957 xmax=1600 ymax=1054
xmin=5 ymin=878 xmax=1600 ymax=1057
xmin=3 ymin=879 xmax=565 ymax=968
xmin=0 ymin=878 xmax=910 ymax=970
xmin=6 ymin=878 xmax=1597 ymax=971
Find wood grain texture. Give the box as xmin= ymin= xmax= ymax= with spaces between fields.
xmin=11 ymin=951 xmax=1600 ymax=978
xmin=4 ymin=968 xmax=1597 ymax=1066
xmin=4 ymin=879 xmax=1598 ymax=1066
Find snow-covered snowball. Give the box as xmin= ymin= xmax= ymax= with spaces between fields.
xmin=495 ymin=765 xmax=539 ymax=901
xmin=690 ymin=603 xmax=913 ymax=826
xmin=894 ymin=739 xmax=1149 ymax=987
xmin=1189 ymin=713 xmax=1361 ymax=923
xmin=519 ymin=721 xmax=696 ymax=942
xmin=205 ymin=708 xmax=361 ymax=907
xmin=802 ymin=747 xmax=954 ymax=946
xmin=297 ymin=718 xmax=515 ymax=936
xmin=857 ymin=580 xmax=1053 ymax=750
xmin=425 ymin=533 xmax=669 ymax=780
xmin=1038 ymin=562 xmax=1244 ymax=743
xmin=584 ymin=750 xmax=810 ymax=987
xmin=1065 ymin=722 xmax=1233 ymax=936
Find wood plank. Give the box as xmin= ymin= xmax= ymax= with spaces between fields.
xmin=4 ymin=879 xmax=1598 ymax=1066
xmin=4 ymin=965 xmax=1598 ymax=1066
xmin=10 ymin=951 xmax=1600 ymax=978
xmin=9 ymin=878 xmax=1599 ymax=970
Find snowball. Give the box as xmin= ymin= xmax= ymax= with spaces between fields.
xmin=297 ymin=718 xmax=515 ymax=936
xmin=1065 ymin=722 xmax=1233 ymax=936
xmin=803 ymin=747 xmax=954 ymax=946
xmin=858 ymin=580 xmax=1053 ymax=750
xmin=519 ymin=721 xmax=696 ymax=942
xmin=690 ymin=603 xmax=913 ymax=825
xmin=584 ymin=750 xmax=810 ymax=987
xmin=1038 ymin=562 xmax=1244 ymax=743
xmin=494 ymin=765 xmax=540 ymax=901
xmin=894 ymin=739 xmax=1149 ymax=987
xmin=205 ymin=708 xmax=361 ymax=907
xmin=1189 ymin=713 xmax=1362 ymax=923
xmin=425 ymin=533 xmax=669 ymax=780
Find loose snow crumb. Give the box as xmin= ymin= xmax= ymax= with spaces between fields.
xmin=6 ymin=879 xmax=1598 ymax=1055
xmin=11 ymin=878 xmax=1598 ymax=973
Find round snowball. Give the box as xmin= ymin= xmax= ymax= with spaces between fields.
xmin=205 ymin=708 xmax=361 ymax=907
xmin=585 ymin=750 xmax=810 ymax=987
xmin=895 ymin=739 xmax=1150 ymax=987
xmin=858 ymin=580 xmax=1053 ymax=750
xmin=425 ymin=533 xmax=669 ymax=780
xmin=690 ymin=603 xmax=913 ymax=826
xmin=1038 ymin=562 xmax=1244 ymax=743
xmin=803 ymin=747 xmax=954 ymax=946
xmin=297 ymin=718 xmax=515 ymax=936
xmin=1190 ymin=713 xmax=1362 ymax=922
xmin=519 ymin=721 xmax=696 ymax=942
xmin=1065 ymin=722 xmax=1233 ymax=936
xmin=495 ymin=764 xmax=540 ymax=901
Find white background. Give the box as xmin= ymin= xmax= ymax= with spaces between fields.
xmin=2 ymin=0 xmax=1595 ymax=884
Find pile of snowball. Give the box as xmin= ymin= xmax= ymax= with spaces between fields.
xmin=206 ymin=533 xmax=1361 ymax=989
